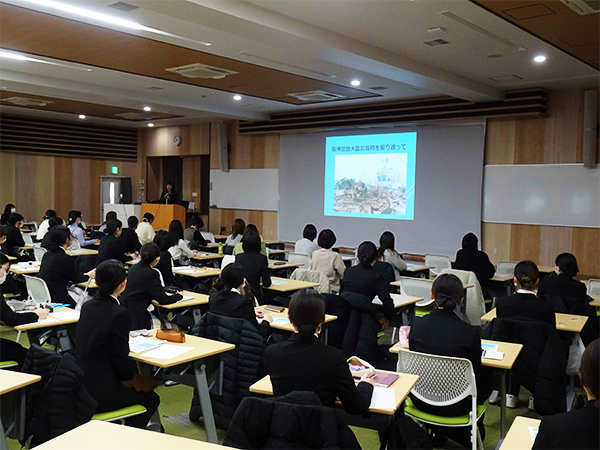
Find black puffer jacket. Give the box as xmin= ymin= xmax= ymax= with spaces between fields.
xmin=21 ymin=345 xmax=97 ymax=447
xmin=540 ymin=294 xmax=599 ymax=346
xmin=189 ymin=312 xmax=266 ymax=430
xmin=482 ymin=317 xmax=567 ymax=416
xmin=224 ymin=391 xmax=361 ymax=449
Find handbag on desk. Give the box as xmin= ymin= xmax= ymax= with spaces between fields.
xmin=155 ymin=306 xmax=186 ymax=343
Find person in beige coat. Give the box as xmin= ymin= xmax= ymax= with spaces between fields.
xmin=310 ymin=229 xmax=345 ymax=292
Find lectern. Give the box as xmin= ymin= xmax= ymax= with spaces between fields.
xmin=141 ymin=203 xmax=186 ymax=230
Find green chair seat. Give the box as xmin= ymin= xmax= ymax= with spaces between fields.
xmin=405 ymin=397 xmax=487 ymax=425
xmin=92 ymin=404 xmax=147 ymax=422
xmin=414 ymin=305 xmax=434 ymax=317
xmin=0 ymin=361 xmax=19 ymax=368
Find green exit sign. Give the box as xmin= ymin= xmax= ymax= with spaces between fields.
xmin=111 ymin=166 xmax=119 ymax=174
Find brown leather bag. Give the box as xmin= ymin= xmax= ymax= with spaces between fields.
xmin=156 ymin=328 xmax=185 ymax=343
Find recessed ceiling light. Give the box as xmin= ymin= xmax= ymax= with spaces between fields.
xmin=78 ymin=114 xmax=86 ymax=119
xmin=351 ymin=80 xmax=361 ymax=86
xmin=147 ymin=123 xmax=154 ymax=127
xmin=233 ymin=95 xmax=242 ymax=101
xmin=533 ymin=55 xmax=547 ymax=63
xmin=143 ymin=106 xmax=151 ymax=111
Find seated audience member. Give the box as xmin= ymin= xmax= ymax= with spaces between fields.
xmin=232 ymin=224 xmax=268 ymax=256
xmin=0 ymin=229 xmax=26 ymax=298
xmin=538 ymin=252 xmax=588 ymax=299
xmin=184 ymin=218 xmax=208 ymax=249
xmin=533 ymin=338 xmax=599 ymax=450
xmin=136 ymin=213 xmax=156 ymax=245
xmin=409 ymin=273 xmax=489 ymax=446
xmin=167 ymin=219 xmax=197 ymax=265
xmin=76 ymin=260 xmax=160 ymax=429
xmin=294 ymin=224 xmax=319 ymax=258
xmin=0 ymin=253 xmax=49 ymax=366
xmin=1 ymin=213 xmax=25 ymax=258
xmin=153 ymin=230 xmax=177 ymax=287
xmin=454 ymin=232 xmax=495 ymax=298
xmin=36 ymin=209 xmax=56 ymax=240
xmin=97 ymin=219 xmax=137 ymax=266
xmin=342 ymin=241 xmax=395 ymax=330
xmin=122 ymin=243 xmax=182 ymax=330
xmin=0 ymin=204 xmax=16 ymax=226
xmin=40 ymin=216 xmax=64 ymax=250
xmin=310 ymin=229 xmax=345 ymax=293
xmin=67 ymin=210 xmax=99 ymax=249
xmin=376 ymin=231 xmax=407 ymax=280
xmin=120 ymin=216 xmax=142 ymax=254
xmin=266 ymin=289 xmax=374 ymax=414
xmin=235 ymin=232 xmax=271 ymax=305
xmin=99 ymin=211 xmax=117 ymax=233
xmin=225 ymin=218 xmax=245 ymax=248
xmin=209 ymin=263 xmax=272 ymax=336
xmin=37 ymin=226 xmax=95 ymax=308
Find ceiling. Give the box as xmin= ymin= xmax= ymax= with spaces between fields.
xmin=0 ymin=0 xmax=597 ymax=128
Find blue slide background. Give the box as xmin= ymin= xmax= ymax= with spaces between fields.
xmin=324 ymin=132 xmax=417 ymax=220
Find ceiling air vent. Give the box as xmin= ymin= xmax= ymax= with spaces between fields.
xmin=489 ymin=74 xmax=524 ymax=83
xmin=287 ymin=91 xmax=346 ymax=102
xmin=165 ymin=63 xmax=239 ymax=80
xmin=0 ymin=97 xmax=53 ymax=107
xmin=114 ymin=112 xmax=155 ymax=121
xmin=560 ymin=0 xmax=600 ymax=15
xmin=422 ymin=39 xmax=451 ymax=47
xmin=106 ymin=2 xmax=139 ymax=12
xmin=145 ymin=86 xmax=163 ymax=90
xmin=369 ymin=86 xmax=389 ymax=91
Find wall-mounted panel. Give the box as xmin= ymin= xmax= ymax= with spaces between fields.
xmin=210 ymin=169 xmax=279 ymax=211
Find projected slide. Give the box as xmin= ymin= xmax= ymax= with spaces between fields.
xmin=324 ymin=132 xmax=416 ymax=220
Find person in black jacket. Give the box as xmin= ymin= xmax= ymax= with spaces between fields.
xmin=266 ymin=289 xmax=374 ymax=415
xmin=40 ymin=216 xmax=64 ymax=250
xmin=159 ymin=181 xmax=179 ymax=205
xmin=75 ymin=259 xmax=160 ymax=429
xmin=37 ymin=226 xmax=95 ymax=308
xmin=1 ymin=213 xmax=25 ymax=258
xmin=210 ymin=263 xmax=272 ymax=337
xmin=96 ymin=219 xmax=139 ymax=266
xmin=235 ymin=232 xmax=271 ymax=305
xmin=454 ymin=232 xmax=495 ymax=299
xmin=0 ymin=254 xmax=50 ymax=366
xmin=120 ymin=216 xmax=142 ymax=254
xmin=121 ymin=243 xmax=182 ymax=330
xmin=341 ymin=241 xmax=395 ymax=331
xmin=153 ymin=230 xmax=178 ymax=287
xmin=533 ymin=338 xmax=599 ymax=450
xmin=538 ymin=252 xmax=588 ymax=299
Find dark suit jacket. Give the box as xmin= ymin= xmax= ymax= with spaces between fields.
xmin=37 ymin=248 xmax=89 ymax=308
xmin=409 ymin=308 xmax=486 ymax=415
xmin=497 ymin=292 xmax=556 ymax=326
xmin=1 ymin=294 xmax=38 ymax=326
xmin=235 ymin=252 xmax=271 ymax=305
xmin=121 ymin=261 xmax=181 ymax=330
xmin=341 ymin=264 xmax=394 ymax=320
xmin=160 ymin=189 xmax=179 ymax=205
xmin=453 ymin=248 xmax=496 ymax=282
xmin=533 ymin=402 xmax=599 ymax=450
xmin=209 ymin=289 xmax=270 ymax=336
xmin=155 ymin=251 xmax=176 ymax=286
xmin=266 ymin=334 xmax=373 ymax=415
xmin=96 ymin=234 xmax=132 ymax=266
xmin=120 ymin=228 xmax=141 ymax=254
xmin=75 ymin=294 xmax=137 ymax=402
xmin=538 ymin=273 xmax=588 ymax=299
xmin=1 ymin=225 xmax=24 ymax=257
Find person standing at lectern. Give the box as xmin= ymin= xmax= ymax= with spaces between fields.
xmin=160 ymin=181 xmax=179 ymax=205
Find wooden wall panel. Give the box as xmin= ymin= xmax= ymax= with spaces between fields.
xmin=538 ymin=226 xmax=573 ymax=268
xmin=209 ymin=208 xmax=278 ymax=239
xmin=484 ymin=119 xmax=515 ymax=165
xmin=571 ymin=228 xmax=600 ymax=279
xmin=182 ymin=156 xmax=202 ymax=211
xmin=543 ymin=89 xmax=580 ymax=164
xmin=141 ymin=124 xmax=210 ymax=157
xmin=509 ymin=225 xmax=542 ymax=262
xmin=481 ymin=222 xmax=512 ymax=266
xmin=514 ymin=117 xmax=546 ymax=164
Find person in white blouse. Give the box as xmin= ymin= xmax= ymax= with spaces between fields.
xmin=136 ymin=213 xmax=156 ymax=245
xmin=67 ymin=210 xmax=99 ymax=248
xmin=36 ymin=209 xmax=56 ymax=240
xmin=294 ymin=224 xmax=319 ymax=258
xmin=376 ymin=231 xmax=407 ymax=280
xmin=167 ymin=219 xmax=197 ymax=265
xmin=310 ymin=229 xmax=345 ymax=293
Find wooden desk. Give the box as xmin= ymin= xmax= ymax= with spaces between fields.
xmin=172 ymin=266 xmax=221 ymax=279
xmin=130 ymin=329 xmax=234 ymax=444
xmin=250 ymin=370 xmax=419 ymax=416
xmin=264 ymin=240 xmax=284 ymax=246
xmin=77 ymin=279 xmax=97 ymax=289
xmin=267 ymin=249 xmax=287 ymax=256
xmin=13 ymin=308 xmax=79 ymax=351
xmin=0 ymin=370 xmax=41 ymax=396
xmin=391 ymin=280 xmax=474 ymax=290
xmin=267 ymin=260 xmax=303 ymax=271
xmin=6 ymin=255 xmax=16 ymax=261
xmin=404 ymin=263 xmax=433 ymax=273
xmin=1 ymin=369 xmax=41 ymax=445
xmin=374 ymin=294 xmax=422 ymax=325
xmin=29 ymin=420 xmax=228 ymax=450
xmin=263 ymin=276 xmax=320 ymax=293
xmin=499 ymin=416 xmax=540 ymax=450
xmin=490 ymin=273 xmax=513 ymax=283
xmin=482 ymin=309 xmax=588 ymax=333
xmin=17 ymin=245 xmax=33 ymax=250
xmin=589 ymin=295 xmax=600 ymax=307
xmin=193 ymin=253 xmax=224 ymax=262
xmin=65 ymin=249 xmax=98 ymax=257
xmin=538 ymin=266 xmax=555 ymax=274
xmin=255 ymin=306 xmax=337 ymax=343
xmin=9 ymin=263 xmax=40 ymax=275
xmin=152 ymin=291 xmax=209 ymax=325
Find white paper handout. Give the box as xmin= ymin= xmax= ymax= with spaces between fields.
xmin=129 ymin=336 xmax=164 ymax=354
xmin=177 ymin=296 xmax=195 ymax=302
xmin=141 ymin=345 xmax=193 ymax=360
xmin=369 ymin=387 xmax=396 ymax=410
xmin=50 ymin=311 xmax=80 ymax=321
xmin=271 ymin=317 xmax=290 ymax=326
xmin=271 ymin=280 xmax=286 ymax=285
xmin=481 ymin=343 xmax=504 ymax=360
xmin=528 ymin=426 xmax=539 ymax=443
xmin=35 ymin=317 xmax=61 ymax=325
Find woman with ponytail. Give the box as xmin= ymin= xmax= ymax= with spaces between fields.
xmin=37 ymin=209 xmax=56 ymax=240
xmin=209 ymin=263 xmax=272 ymax=336
xmin=37 ymin=225 xmax=95 ymax=308
xmin=76 ymin=260 xmax=161 ymax=430
xmin=266 ymin=289 xmax=374 ymax=416
xmin=67 ymin=210 xmax=99 ymax=249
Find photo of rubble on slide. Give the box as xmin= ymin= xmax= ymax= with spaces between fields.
xmin=333 ymin=153 xmax=408 ymax=215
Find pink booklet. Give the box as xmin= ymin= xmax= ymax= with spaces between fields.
xmin=372 ymin=371 xmax=399 ymax=388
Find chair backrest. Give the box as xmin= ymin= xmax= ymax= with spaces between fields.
xmin=288 ymin=252 xmax=310 ymax=269
xmin=24 ymin=275 xmax=52 ymax=303
xmin=397 ymin=348 xmax=476 ymax=407
xmin=290 ymin=268 xmax=331 ymax=294
xmin=399 ymin=277 xmax=434 ymax=307
xmin=587 ymin=279 xmax=600 ymax=296
xmin=201 ymin=231 xmax=215 ymax=244
xmin=22 ymin=233 xmax=34 ymax=245
xmin=221 ymin=254 xmax=235 ymax=269
xmin=33 ymin=247 xmax=47 ymax=262
xmin=439 ymin=268 xmax=485 ymax=326
xmin=68 ymin=238 xmax=81 ymax=250
xmin=497 ymin=260 xmax=518 ymax=275
xmin=424 ymin=254 xmax=452 ymax=277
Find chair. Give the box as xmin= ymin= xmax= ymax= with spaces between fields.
xmin=425 ymin=254 xmax=452 ymax=279
xmin=290 ymin=268 xmax=330 ymax=294
xmin=587 ymin=279 xmax=600 ymax=296
xmin=397 ymin=349 xmax=486 ymax=450
xmin=287 ymin=252 xmax=310 ymax=269
xmin=400 ymin=277 xmax=435 ymax=317
xmin=68 ymin=238 xmax=81 ymax=250
xmin=33 ymin=247 xmax=47 ymax=262
xmin=0 ymin=361 xmax=18 ymax=369
xmin=438 ymin=268 xmax=486 ymax=326
xmin=496 ymin=260 xmax=518 ymax=275
xmin=92 ymin=405 xmax=147 ymax=425
xmin=22 ymin=233 xmax=34 ymax=245
xmin=201 ymin=231 xmax=215 ymax=244
xmin=220 ymin=254 xmax=235 ymax=269
xmin=24 ymin=275 xmax=52 ymax=304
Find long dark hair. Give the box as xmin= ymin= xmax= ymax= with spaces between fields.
xmin=153 ymin=230 xmax=171 ymax=252
xmin=220 ymin=263 xmax=245 ymax=292
xmin=461 ymin=232 xmax=479 ymax=251
xmin=168 ymin=220 xmax=184 ymax=246
xmin=357 ymin=241 xmax=377 ymax=268
xmin=43 ymin=209 xmax=57 ymax=220
xmin=288 ymin=289 xmax=326 ymax=342
xmin=231 ymin=218 xmax=245 ymax=239
xmin=555 ymin=253 xmax=579 ymax=278
xmin=242 ymin=231 xmax=262 ymax=254
xmin=580 ymin=338 xmax=599 ymax=408
xmin=3 ymin=204 xmax=15 ymax=215
xmin=47 ymin=226 xmax=71 ymax=252
xmin=95 ymin=259 xmax=127 ymax=298
xmin=377 ymin=231 xmax=398 ymax=260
